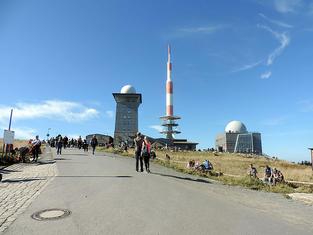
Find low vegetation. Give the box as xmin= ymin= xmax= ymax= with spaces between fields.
xmin=0 ymin=139 xmax=30 ymax=166
xmin=101 ymin=147 xmax=313 ymax=194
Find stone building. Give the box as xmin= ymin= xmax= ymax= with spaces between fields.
xmin=112 ymin=85 xmax=142 ymax=147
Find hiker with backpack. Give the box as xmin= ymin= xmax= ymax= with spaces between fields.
xmin=141 ymin=136 xmax=151 ymax=173
xmin=90 ymin=135 xmax=98 ymax=155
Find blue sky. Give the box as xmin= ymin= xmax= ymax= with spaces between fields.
xmin=1 ymin=0 xmax=313 ymax=162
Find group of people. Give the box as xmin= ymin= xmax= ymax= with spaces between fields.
xmin=54 ymin=135 xmax=98 ymax=155
xmin=186 ymin=159 xmax=214 ymax=171
xmin=247 ymin=164 xmax=284 ymax=185
xmin=50 ymin=135 xmax=79 ymax=149
xmin=14 ymin=135 xmax=41 ymax=163
xmin=134 ymin=132 xmax=151 ymax=173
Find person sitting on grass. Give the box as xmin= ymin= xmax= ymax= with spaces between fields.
xmin=246 ymin=164 xmax=258 ymax=178
xmin=272 ymin=168 xmax=284 ymax=185
xmin=150 ymin=150 xmax=156 ymax=159
xmin=262 ymin=165 xmax=273 ymax=185
xmin=203 ymin=160 xmax=213 ymax=170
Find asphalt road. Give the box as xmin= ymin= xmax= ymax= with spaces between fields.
xmin=3 ymin=147 xmax=313 ymax=235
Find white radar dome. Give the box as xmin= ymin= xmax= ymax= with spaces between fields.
xmin=225 ymin=121 xmax=247 ymax=133
xmin=121 ymin=85 xmax=136 ymax=94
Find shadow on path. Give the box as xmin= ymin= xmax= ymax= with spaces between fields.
xmin=54 ymin=158 xmax=70 ymax=161
xmin=2 ymin=178 xmax=46 ymax=183
xmin=56 ymin=175 xmax=132 ymax=178
xmin=153 ymin=173 xmax=212 ymax=184
xmin=38 ymin=161 xmax=56 ymax=165
xmin=0 ymin=169 xmax=22 ymax=174
xmin=59 ymin=153 xmax=89 ymax=156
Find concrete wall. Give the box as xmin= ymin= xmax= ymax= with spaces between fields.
xmin=86 ymin=134 xmax=113 ymax=145
xmin=113 ymin=94 xmax=141 ymax=146
xmin=115 ymin=102 xmax=139 ymax=133
xmin=215 ymin=132 xmax=226 ymax=152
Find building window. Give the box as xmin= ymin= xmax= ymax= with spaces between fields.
xmin=128 ymin=105 xmax=130 ymax=108
xmin=128 ymin=116 xmax=130 ymax=119
xmin=127 ymin=127 xmax=130 ymax=130
xmin=128 ymin=110 xmax=130 ymax=113
xmin=127 ymin=133 xmax=129 ymax=136
xmin=124 ymin=105 xmax=126 ymax=108
xmin=123 ymin=121 xmax=126 ymax=125
xmin=128 ymin=121 xmax=130 ymax=125
xmin=123 ymin=138 xmax=125 ymax=141
xmin=123 ymin=133 xmax=125 ymax=136
xmin=127 ymin=138 xmax=129 ymax=141
xmin=124 ymin=116 xmax=126 ymax=118
xmin=123 ymin=127 xmax=125 ymax=130
xmin=124 ymin=110 xmax=126 ymax=113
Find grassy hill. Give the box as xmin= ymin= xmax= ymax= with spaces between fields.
xmin=102 ymin=147 xmax=313 ymax=194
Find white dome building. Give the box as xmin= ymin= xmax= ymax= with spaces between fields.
xmin=225 ymin=121 xmax=247 ymax=133
xmin=121 ymin=85 xmax=136 ymax=94
xmin=215 ymin=121 xmax=262 ymax=154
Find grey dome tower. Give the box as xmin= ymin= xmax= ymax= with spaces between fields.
xmin=113 ymin=85 xmax=142 ymax=146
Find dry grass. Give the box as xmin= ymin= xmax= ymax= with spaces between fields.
xmin=99 ymin=148 xmax=313 ymax=194
xmin=0 ymin=138 xmax=31 ymax=165
xmin=103 ymin=148 xmax=313 ymax=183
xmin=0 ymin=138 xmax=29 ymax=150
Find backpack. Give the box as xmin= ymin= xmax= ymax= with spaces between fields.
xmin=141 ymin=142 xmax=149 ymax=157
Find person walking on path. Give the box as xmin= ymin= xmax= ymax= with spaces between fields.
xmin=31 ymin=135 xmax=41 ymax=162
xmin=56 ymin=134 xmax=63 ymax=155
xmin=63 ymin=135 xmax=68 ymax=149
xmin=141 ymin=136 xmax=151 ymax=173
xmin=90 ymin=135 xmax=98 ymax=155
xmin=77 ymin=135 xmax=82 ymax=149
xmin=134 ymin=132 xmax=144 ymax=172
xmin=83 ymin=135 xmax=89 ymax=153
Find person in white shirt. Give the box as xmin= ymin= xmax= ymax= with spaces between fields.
xmin=32 ymin=135 xmax=41 ymax=162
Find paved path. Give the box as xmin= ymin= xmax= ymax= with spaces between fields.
xmin=1 ymin=148 xmax=313 ymax=234
xmin=0 ymin=148 xmax=58 ymax=233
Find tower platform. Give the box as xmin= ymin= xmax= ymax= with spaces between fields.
xmin=159 ymin=115 xmax=181 ymax=139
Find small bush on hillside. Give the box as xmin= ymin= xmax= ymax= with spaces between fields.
xmin=0 ymin=153 xmax=17 ymax=165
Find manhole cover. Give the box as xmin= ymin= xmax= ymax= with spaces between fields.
xmin=31 ymin=209 xmax=71 ymax=221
